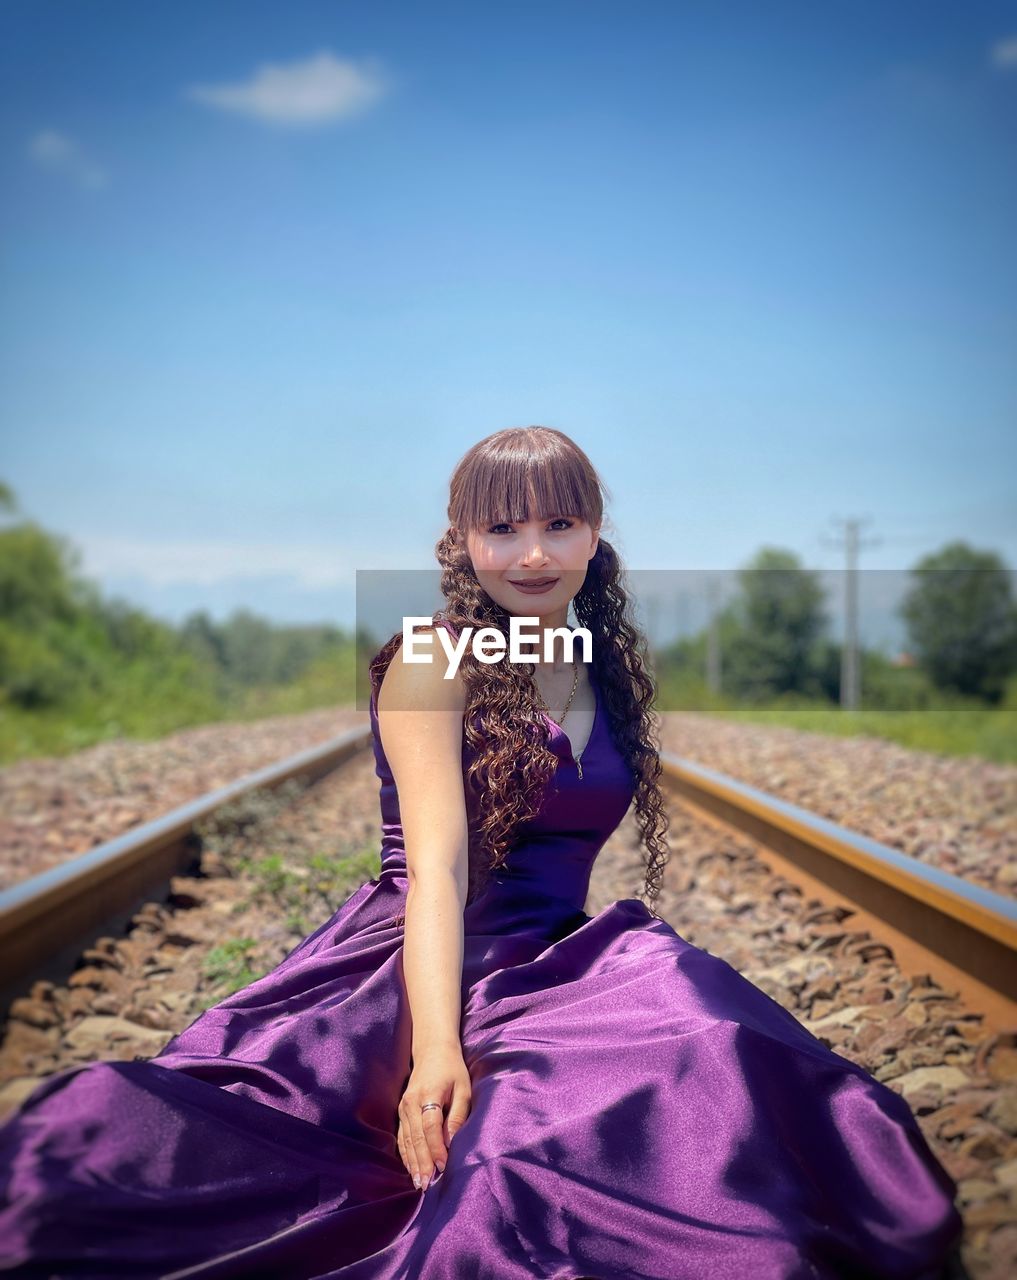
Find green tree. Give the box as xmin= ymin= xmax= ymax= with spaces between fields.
xmin=0 ymin=512 xmax=101 ymax=708
xmin=0 ymin=522 xmax=81 ymax=627
xmin=900 ymin=541 xmax=1017 ymax=703
xmin=180 ymin=609 xmax=227 ymax=669
xmin=721 ymin=548 xmax=830 ymax=701
xmin=219 ymin=609 xmax=279 ymax=686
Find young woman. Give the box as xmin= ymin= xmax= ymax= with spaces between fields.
xmin=0 ymin=426 xmax=963 ymax=1278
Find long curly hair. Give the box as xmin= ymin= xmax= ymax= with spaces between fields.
xmin=369 ymin=425 xmax=671 ymax=921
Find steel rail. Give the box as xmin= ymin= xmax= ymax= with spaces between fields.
xmin=660 ymin=753 xmax=1017 ymax=1032
xmin=0 ymin=725 xmax=372 ymax=1015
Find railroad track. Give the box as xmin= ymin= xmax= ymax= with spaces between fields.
xmin=664 ymin=757 xmax=1017 ymax=1035
xmin=0 ymin=724 xmax=372 ymax=1018
xmin=2 ymin=725 xmax=1015 ymax=1033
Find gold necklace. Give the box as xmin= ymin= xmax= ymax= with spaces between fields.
xmin=532 ymin=661 xmax=579 ymax=726
xmin=532 ymin=663 xmax=590 ymax=780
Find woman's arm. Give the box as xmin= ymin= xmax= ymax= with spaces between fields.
xmin=377 ymin=630 xmax=472 ymax=1185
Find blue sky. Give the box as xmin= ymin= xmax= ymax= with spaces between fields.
xmin=1 ymin=1 xmax=1015 ymax=650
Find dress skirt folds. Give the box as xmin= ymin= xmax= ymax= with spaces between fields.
xmin=0 ymin=621 xmax=964 ymax=1278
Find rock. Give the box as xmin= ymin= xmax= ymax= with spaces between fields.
xmin=988 ymin=1092 xmax=1017 ymax=1136
xmin=168 ymin=875 xmax=212 ymax=906
xmin=933 ymin=1100 xmax=992 ymax=1141
xmin=961 ymin=1194 xmax=1012 ymax=1227
xmin=975 ymin=1031 xmax=1017 ymax=1083
xmin=892 ymin=1066 xmax=970 ymax=1099
xmin=63 ymin=1016 xmax=169 ymax=1058
xmin=904 ymin=1001 xmax=928 ymax=1027
xmin=199 ymin=850 xmax=230 ymax=877
xmin=68 ymin=966 xmax=110 ymax=991
xmin=802 ymin=1005 xmax=865 ymax=1032
xmin=2 ymin=1021 xmax=60 ymax=1059
xmin=90 ymin=993 xmax=123 ymax=1016
xmin=956 ymin=1177 xmax=1000 ymax=1204
xmin=63 ymin=987 xmax=98 ymax=1017
xmin=956 ymin=1124 xmax=1011 ymax=1163
xmin=79 ymin=945 xmax=122 ymax=970
xmin=7 ymin=997 xmax=60 ymax=1029
xmin=997 ymin=862 xmax=1017 ymax=888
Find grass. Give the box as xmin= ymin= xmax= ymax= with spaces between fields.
xmin=184 ymin=784 xmax=383 ymax=1010
xmin=655 ymin=668 xmax=1017 ymax=765
xmin=0 ymin=655 xmax=360 ymax=766
xmin=200 ymin=938 xmax=264 ymax=995
xmin=666 ymin=703 xmax=1017 ymax=764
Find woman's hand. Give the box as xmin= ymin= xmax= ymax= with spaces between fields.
xmin=397 ymin=1043 xmax=472 ymax=1190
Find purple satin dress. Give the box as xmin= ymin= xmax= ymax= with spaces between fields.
xmin=0 ymin=624 xmax=964 ymax=1278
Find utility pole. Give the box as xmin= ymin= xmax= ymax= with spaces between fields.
xmin=821 ymin=517 xmax=881 ymax=711
xmin=705 ymin=576 xmax=722 ymax=697
xmin=674 ymin=591 xmax=689 ymax=643
xmin=645 ymin=594 xmax=660 ymax=663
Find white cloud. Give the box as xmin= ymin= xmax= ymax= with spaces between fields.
xmin=990 ymin=35 xmax=1017 ymax=67
xmin=78 ymin=534 xmax=360 ymax=589
xmin=28 ymin=130 xmax=108 ymax=189
xmin=182 ymin=49 xmax=391 ymax=125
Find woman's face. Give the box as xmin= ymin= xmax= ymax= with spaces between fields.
xmin=464 ymin=507 xmax=600 ymax=622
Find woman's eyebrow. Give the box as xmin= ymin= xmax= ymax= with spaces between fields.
xmin=492 ymin=512 xmax=574 ymax=524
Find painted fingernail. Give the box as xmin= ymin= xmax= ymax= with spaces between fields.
xmin=436 ymin=1160 xmax=445 ymax=1172
xmin=413 ymin=1173 xmax=421 ymax=1189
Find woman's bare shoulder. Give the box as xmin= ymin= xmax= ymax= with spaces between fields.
xmin=377 ymin=625 xmax=467 ymax=718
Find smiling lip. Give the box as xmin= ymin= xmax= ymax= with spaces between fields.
xmin=509 ymin=577 xmax=559 ymax=591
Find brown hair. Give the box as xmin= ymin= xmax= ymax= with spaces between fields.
xmin=369 ymin=425 xmax=671 ymax=919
